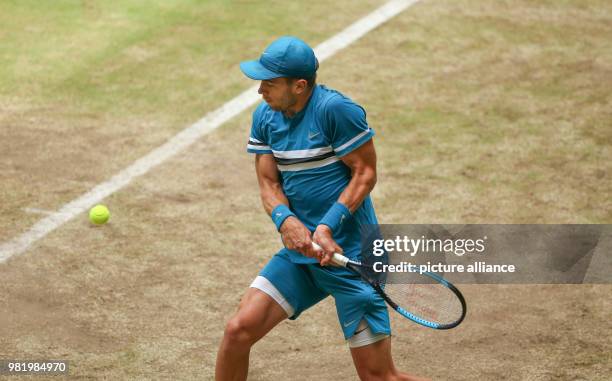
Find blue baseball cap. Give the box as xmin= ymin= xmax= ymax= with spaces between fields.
xmin=240 ymin=36 xmax=318 ymax=80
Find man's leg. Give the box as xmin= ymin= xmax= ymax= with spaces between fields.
xmin=215 ymin=287 xmax=288 ymax=381
xmin=350 ymin=336 xmax=431 ymax=381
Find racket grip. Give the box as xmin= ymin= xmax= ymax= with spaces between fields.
xmin=331 ymin=253 xmax=349 ymax=267
xmin=311 ymin=242 xmax=349 ymax=267
xmin=312 ymin=242 xmax=349 ymax=267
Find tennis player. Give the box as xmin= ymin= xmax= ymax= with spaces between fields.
xmin=216 ymin=36 xmax=429 ymax=381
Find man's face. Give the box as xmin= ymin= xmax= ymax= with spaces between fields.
xmin=258 ymin=78 xmax=297 ymax=112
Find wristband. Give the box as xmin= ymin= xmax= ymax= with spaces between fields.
xmin=271 ymin=204 xmax=296 ymax=231
xmin=318 ymin=202 xmax=351 ymax=234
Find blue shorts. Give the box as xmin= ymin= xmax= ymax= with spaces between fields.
xmin=257 ymin=251 xmax=391 ymax=339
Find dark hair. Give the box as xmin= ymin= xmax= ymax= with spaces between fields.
xmin=287 ymin=73 xmax=317 ymax=89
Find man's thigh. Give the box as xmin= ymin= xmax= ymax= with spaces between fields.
xmin=350 ymin=336 xmax=394 ymax=374
xmin=254 ymin=252 xmax=329 ymax=320
xmin=231 ymin=287 xmax=290 ymax=338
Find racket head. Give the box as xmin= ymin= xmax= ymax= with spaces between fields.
xmin=344 ymin=259 xmax=467 ymax=330
xmin=319 ymin=244 xmax=466 ymax=329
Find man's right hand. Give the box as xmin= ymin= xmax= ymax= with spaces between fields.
xmin=279 ymin=217 xmax=322 ymax=259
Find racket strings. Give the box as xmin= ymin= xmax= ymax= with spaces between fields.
xmin=381 ymin=282 xmax=463 ymax=325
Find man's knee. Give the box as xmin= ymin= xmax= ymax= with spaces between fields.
xmin=223 ymin=315 xmax=260 ymax=347
xmin=354 ymin=357 xmax=392 ymax=381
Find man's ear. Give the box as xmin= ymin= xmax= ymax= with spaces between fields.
xmin=295 ymin=79 xmax=307 ymax=94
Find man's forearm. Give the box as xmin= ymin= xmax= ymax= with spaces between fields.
xmin=259 ymin=179 xmax=318 ymax=258
xmin=260 ymin=181 xmax=291 ymax=216
xmin=337 ymin=169 xmax=376 ymax=213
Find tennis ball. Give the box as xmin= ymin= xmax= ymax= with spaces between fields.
xmin=89 ymin=204 xmax=110 ymax=225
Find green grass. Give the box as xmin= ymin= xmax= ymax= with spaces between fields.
xmin=1 ymin=2 xmax=611 ymax=380
xmin=321 ymin=0 xmax=612 ymax=223
xmin=0 ymin=0 xmax=384 ymax=241
xmin=0 ymin=0 xmax=383 ymax=119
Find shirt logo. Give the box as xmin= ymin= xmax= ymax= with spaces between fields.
xmin=275 ymin=213 xmax=282 ymax=217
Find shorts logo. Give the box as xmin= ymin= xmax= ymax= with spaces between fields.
xmin=343 ymin=319 xmax=358 ymax=328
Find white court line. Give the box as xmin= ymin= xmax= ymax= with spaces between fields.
xmin=22 ymin=208 xmax=59 ymax=216
xmin=0 ymin=0 xmax=421 ymax=263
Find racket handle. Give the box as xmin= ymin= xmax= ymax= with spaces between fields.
xmin=331 ymin=253 xmax=349 ymax=267
xmin=311 ymin=242 xmax=349 ymax=267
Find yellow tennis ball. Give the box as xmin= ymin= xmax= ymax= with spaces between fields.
xmin=89 ymin=204 xmax=110 ymax=225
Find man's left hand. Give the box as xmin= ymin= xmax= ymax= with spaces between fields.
xmin=312 ymin=225 xmax=343 ymax=266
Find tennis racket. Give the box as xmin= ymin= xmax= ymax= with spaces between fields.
xmin=313 ymin=242 xmax=466 ymax=330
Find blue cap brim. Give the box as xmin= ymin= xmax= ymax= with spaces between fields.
xmin=240 ymin=60 xmax=282 ymax=80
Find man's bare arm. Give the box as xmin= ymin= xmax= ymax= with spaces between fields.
xmin=255 ymin=153 xmax=290 ymax=214
xmin=337 ymin=139 xmax=377 ymax=212
xmin=255 ymin=154 xmax=321 ymax=258
xmin=313 ymin=139 xmax=377 ymax=264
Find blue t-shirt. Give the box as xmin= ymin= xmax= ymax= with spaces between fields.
xmin=247 ymin=84 xmax=378 ymax=263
